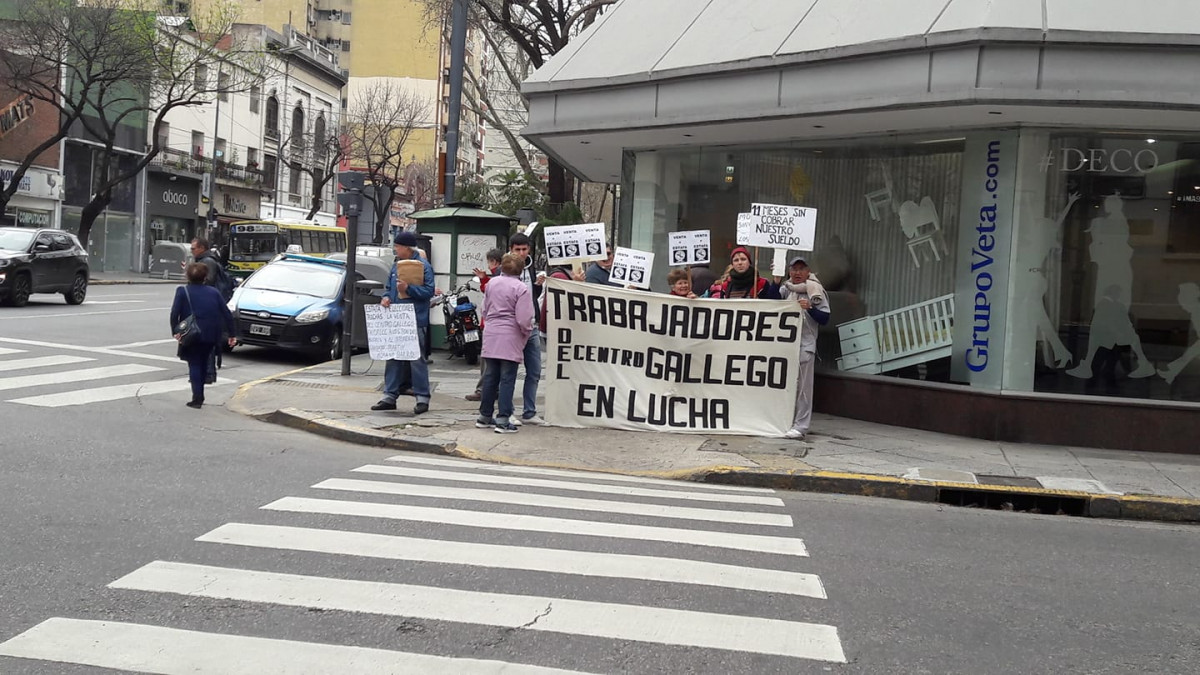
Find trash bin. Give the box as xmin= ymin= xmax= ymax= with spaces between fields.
xmin=149 ymin=241 xmax=190 ymax=279
xmin=352 ymin=279 xmax=384 ymax=349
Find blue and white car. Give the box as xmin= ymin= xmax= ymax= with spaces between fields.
xmin=228 ymin=253 xmax=390 ymax=362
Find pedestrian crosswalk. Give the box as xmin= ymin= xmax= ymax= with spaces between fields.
xmin=0 ymin=347 xmax=233 ymax=408
xmin=0 ymin=455 xmax=848 ymax=672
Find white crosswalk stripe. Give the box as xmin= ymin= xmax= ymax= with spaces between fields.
xmin=314 ymin=477 xmax=795 ymax=526
xmin=351 ymin=463 xmax=786 ymax=506
xmin=0 ymin=457 xmax=848 ymax=671
xmin=0 ymin=619 xmax=591 ymax=674
xmin=0 ymin=349 xmax=235 ymax=407
xmin=262 ymin=496 xmax=811 ymax=556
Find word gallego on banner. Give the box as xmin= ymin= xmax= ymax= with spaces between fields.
xmin=543 ymin=279 xmax=804 ymax=436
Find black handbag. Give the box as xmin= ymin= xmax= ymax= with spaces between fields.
xmin=176 ymin=287 xmax=202 ymax=348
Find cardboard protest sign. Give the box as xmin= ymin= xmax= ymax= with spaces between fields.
xmin=668 ymin=230 xmax=711 ymax=266
xmin=736 ymin=213 xmax=755 ymax=245
xmin=544 ymin=223 xmax=608 ymax=266
xmin=363 ymin=303 xmax=421 ymax=361
xmin=544 ymin=279 xmax=803 ymax=436
xmin=745 ymin=202 xmax=818 ymax=250
xmin=609 ymin=246 xmax=654 ymax=289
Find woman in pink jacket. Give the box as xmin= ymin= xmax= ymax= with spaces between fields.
xmin=476 ymin=253 xmax=535 ymax=433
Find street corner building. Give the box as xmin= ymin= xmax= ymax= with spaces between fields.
xmin=520 ymin=0 xmax=1200 ymax=454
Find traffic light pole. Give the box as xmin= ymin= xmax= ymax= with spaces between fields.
xmin=338 ymin=171 xmax=366 ymax=377
xmin=340 ymin=209 xmax=359 ymax=376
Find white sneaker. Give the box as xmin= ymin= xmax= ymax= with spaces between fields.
xmin=520 ymin=415 xmax=547 ymax=426
xmin=784 ymin=428 xmax=806 ymax=440
xmin=511 ymin=417 xmax=522 ymax=426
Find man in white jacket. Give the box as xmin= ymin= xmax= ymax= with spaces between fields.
xmin=778 ymin=256 xmax=830 ymax=439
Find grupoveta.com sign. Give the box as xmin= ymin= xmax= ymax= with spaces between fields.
xmin=544 ymin=279 xmax=803 ymax=436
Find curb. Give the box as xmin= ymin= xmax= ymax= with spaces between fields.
xmin=90 ymin=278 xmax=179 ymax=286
xmin=702 ymin=469 xmax=1200 ymax=524
xmin=228 ymin=367 xmax=1200 ymax=526
xmin=262 ymin=407 xmax=458 ymax=456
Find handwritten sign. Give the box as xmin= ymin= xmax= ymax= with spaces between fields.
xmin=736 ymin=213 xmax=755 ymax=245
xmin=609 ymin=246 xmax=654 ymax=289
xmin=668 ymin=230 xmax=710 ymax=266
xmin=745 ymin=202 xmax=818 ymax=250
xmin=363 ymin=303 xmax=420 ymax=361
xmin=544 ymin=223 xmax=607 ymax=266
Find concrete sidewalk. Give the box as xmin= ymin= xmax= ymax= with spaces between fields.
xmin=90 ymin=271 xmax=179 ymax=285
xmin=228 ymin=353 xmax=1200 ymax=524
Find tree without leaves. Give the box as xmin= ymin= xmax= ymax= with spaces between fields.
xmin=417 ymin=0 xmax=616 ymax=204
xmin=344 ymin=81 xmax=432 ymax=243
xmin=274 ymin=119 xmax=348 ymax=221
xmin=0 ymin=0 xmax=262 ymax=247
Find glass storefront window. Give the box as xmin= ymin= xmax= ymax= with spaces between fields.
xmin=1011 ymin=131 xmax=1200 ymax=402
xmin=628 ymin=135 xmax=966 ymax=379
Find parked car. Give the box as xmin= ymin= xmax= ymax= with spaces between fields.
xmin=228 ymin=253 xmax=390 ymax=362
xmin=0 ymin=227 xmax=90 ymax=307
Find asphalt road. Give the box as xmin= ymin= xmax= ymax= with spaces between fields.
xmin=1 ymin=285 xmax=1197 ymax=674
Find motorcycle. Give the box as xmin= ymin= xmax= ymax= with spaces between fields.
xmin=432 ymin=280 xmax=482 ymax=365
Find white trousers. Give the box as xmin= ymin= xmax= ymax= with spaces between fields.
xmin=792 ymin=354 xmax=816 ymax=433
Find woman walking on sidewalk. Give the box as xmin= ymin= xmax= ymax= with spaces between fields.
xmin=170 ymin=262 xmax=235 ymax=408
xmin=476 ymin=253 xmax=535 ymax=433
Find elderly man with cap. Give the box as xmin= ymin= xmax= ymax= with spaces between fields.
xmin=372 ymin=231 xmax=436 ymax=415
xmin=778 ymin=255 xmax=830 ymax=439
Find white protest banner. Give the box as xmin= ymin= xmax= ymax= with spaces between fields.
xmin=667 ymin=230 xmax=711 ymax=266
xmin=544 ymin=279 xmax=803 ymax=436
xmin=745 ymin=202 xmax=818 ymax=250
xmin=544 ymin=223 xmax=608 ymax=266
xmin=363 ymin=303 xmax=421 ymax=361
xmin=609 ymin=246 xmax=654 ymax=289
xmin=736 ymin=213 xmax=754 ymax=245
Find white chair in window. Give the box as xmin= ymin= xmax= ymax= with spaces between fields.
xmin=897 ymin=196 xmax=944 ymax=268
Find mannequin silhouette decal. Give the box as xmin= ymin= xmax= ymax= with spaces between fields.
xmin=1066 ymin=194 xmax=1156 ymax=379
xmin=1159 ymin=282 xmax=1200 ymax=385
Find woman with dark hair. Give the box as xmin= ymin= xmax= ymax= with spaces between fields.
xmin=710 ymin=246 xmax=779 ymax=299
xmin=170 ymin=262 xmax=235 ymax=408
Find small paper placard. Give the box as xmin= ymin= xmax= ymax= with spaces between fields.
xmin=363 ymin=303 xmax=421 ymax=361
xmin=667 ymin=230 xmax=711 ymax=266
xmin=544 ymin=223 xmax=608 ymax=265
xmin=609 ymin=246 xmax=655 ymax=289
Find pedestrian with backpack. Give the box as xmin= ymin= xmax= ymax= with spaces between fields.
xmin=190 ymin=237 xmax=234 ymax=383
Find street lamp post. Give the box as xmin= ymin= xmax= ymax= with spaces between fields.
xmin=443 ymin=0 xmax=468 ymax=202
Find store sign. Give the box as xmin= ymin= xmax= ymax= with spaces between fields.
xmin=0 ymin=95 xmax=34 ymax=138
xmin=214 ymin=185 xmax=260 ymax=219
xmin=1041 ymin=147 xmax=1159 ymax=174
xmin=16 ymin=209 xmax=51 ymax=227
xmin=0 ymin=161 xmax=61 ymax=200
xmin=147 ymin=175 xmax=198 ymax=219
xmin=951 ymin=133 xmax=1018 ymax=389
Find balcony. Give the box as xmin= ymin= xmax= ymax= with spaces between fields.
xmin=150 ymin=147 xmax=206 ymax=175
xmin=149 ymin=147 xmax=263 ymax=188
xmin=214 ymin=160 xmax=265 ymax=189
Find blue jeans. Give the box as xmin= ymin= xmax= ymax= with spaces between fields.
xmin=479 ymin=358 xmax=519 ymax=424
xmin=383 ymin=328 xmax=430 ymax=403
xmin=521 ymin=332 xmax=541 ymax=418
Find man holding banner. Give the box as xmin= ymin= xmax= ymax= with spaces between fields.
xmin=371 ymin=232 xmax=435 ymax=415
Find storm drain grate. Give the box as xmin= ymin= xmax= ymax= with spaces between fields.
xmin=273 ymin=380 xmax=342 ymax=390
xmin=937 ymin=488 xmax=1088 ymax=517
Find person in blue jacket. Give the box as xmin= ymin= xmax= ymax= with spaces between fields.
xmin=372 ymin=231 xmax=436 ymax=414
xmin=170 ymin=262 xmax=235 ymax=409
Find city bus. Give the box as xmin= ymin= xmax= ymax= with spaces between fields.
xmin=223 ymin=219 xmax=347 ymax=278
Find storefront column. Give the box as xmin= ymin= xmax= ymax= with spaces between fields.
xmin=1003 ymin=130 xmax=1056 ymax=391
xmin=950 ymin=131 xmax=1020 ymax=390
